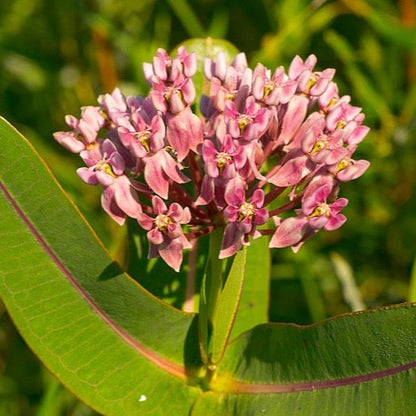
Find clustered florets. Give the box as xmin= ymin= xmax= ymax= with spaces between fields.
xmin=54 ymin=47 xmax=370 ymax=271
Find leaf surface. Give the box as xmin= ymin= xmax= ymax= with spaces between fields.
xmin=230 ymin=236 xmax=270 ymax=340
xmin=0 ymin=117 xmax=201 ymax=416
xmin=198 ymin=304 xmax=416 ymax=415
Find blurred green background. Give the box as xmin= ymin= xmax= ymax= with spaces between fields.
xmin=1 ymin=0 xmax=416 ymax=414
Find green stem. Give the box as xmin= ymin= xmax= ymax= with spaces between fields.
xmin=198 ymin=227 xmax=224 ymax=366
xmin=198 ymin=228 xmax=247 ymax=370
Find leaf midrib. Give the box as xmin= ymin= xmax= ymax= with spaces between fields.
xmin=0 ymin=181 xmax=188 ymax=381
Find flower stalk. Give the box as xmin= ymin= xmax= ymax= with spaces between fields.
xmin=199 ymin=227 xmax=247 ymax=369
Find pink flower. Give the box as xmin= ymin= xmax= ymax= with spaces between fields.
xmin=252 ymin=64 xmax=297 ymax=106
xmin=77 ymin=139 xmax=142 ymax=224
xmin=220 ymin=187 xmax=269 ymax=258
xmin=144 ymin=47 xmax=197 ymax=115
xmin=196 ymin=134 xmax=246 ymax=206
xmin=270 ymin=184 xmax=348 ymax=250
xmin=53 ymin=106 xmax=105 ymax=153
xmin=225 ymin=96 xmax=270 ymax=142
xmin=54 ymin=48 xmax=370 ymax=272
xmin=204 ymin=52 xmax=252 ymax=112
xmin=289 ymin=54 xmax=335 ymax=96
xmin=137 ymin=196 xmax=192 ymax=271
xmin=97 ymin=88 xmax=129 ymax=125
xmin=328 ymin=147 xmax=371 ymax=182
xmin=117 ymin=108 xmax=190 ymax=199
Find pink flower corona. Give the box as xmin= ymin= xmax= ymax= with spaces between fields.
xmin=55 ymin=47 xmax=370 ymax=271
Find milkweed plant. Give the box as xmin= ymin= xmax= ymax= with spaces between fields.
xmin=11 ymin=41 xmax=416 ymax=416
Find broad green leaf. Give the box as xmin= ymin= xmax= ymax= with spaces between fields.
xmin=230 ymin=236 xmax=270 ymax=340
xmin=208 ymin=247 xmax=246 ymax=365
xmin=194 ymin=304 xmax=416 ymax=415
xmin=0 ymin=117 xmax=202 ymax=416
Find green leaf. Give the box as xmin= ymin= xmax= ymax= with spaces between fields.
xmin=208 ymin=248 xmax=246 ymax=365
xmin=230 ymin=236 xmax=270 ymax=340
xmin=195 ymin=303 xmax=416 ymax=415
xmin=199 ymin=229 xmax=247 ymax=367
xmin=0 ymin=117 xmax=202 ymax=416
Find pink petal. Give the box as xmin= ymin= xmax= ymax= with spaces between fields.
xmin=219 ymin=223 xmax=244 ymax=259
xmin=137 ymin=213 xmax=154 ymax=230
xmin=269 ymin=216 xmax=308 ymax=248
xmin=251 ymin=189 xmax=265 ymax=208
xmin=325 ymin=213 xmax=347 ymax=231
xmin=144 ymin=157 xmax=169 ymax=199
xmin=159 ymin=151 xmax=189 ymax=184
xmin=113 ymin=176 xmax=142 ymax=218
xmin=77 ymin=167 xmax=98 ymax=185
xmin=152 ymin=195 xmax=168 ymax=215
xmin=95 ymin=170 xmax=114 ymax=187
xmin=254 ymin=208 xmax=269 ymax=225
xmin=148 ymin=228 xmax=165 ymax=245
xmin=166 ymin=110 xmax=203 ymax=161
xmin=195 ymin=176 xmax=215 ymax=205
xmin=167 ymin=223 xmax=182 ymax=240
xmin=278 ymin=94 xmax=309 ymax=145
xmin=159 ymin=239 xmax=185 ymax=272
xmin=268 ymin=154 xmax=311 ymax=187
xmin=101 ymin=187 xmax=126 ymax=225
xmin=53 ymin=132 xmax=85 ymax=153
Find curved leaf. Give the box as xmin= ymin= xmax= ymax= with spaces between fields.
xmin=0 ymin=117 xmax=202 ymax=415
xmin=196 ymin=303 xmax=416 ymax=414
xmin=230 ymin=236 xmax=270 ymax=339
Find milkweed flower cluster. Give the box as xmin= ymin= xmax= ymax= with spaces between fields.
xmin=54 ymin=47 xmax=370 ymax=271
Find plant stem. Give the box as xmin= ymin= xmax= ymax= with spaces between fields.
xmin=198 ymin=227 xmax=224 ymax=366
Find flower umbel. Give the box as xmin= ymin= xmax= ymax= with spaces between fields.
xmin=55 ymin=47 xmax=370 ymax=271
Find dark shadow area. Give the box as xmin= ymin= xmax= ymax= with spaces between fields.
xmin=98 ymin=260 xmax=123 ymax=281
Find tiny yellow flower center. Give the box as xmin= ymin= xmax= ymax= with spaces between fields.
xmin=225 ymin=92 xmax=235 ymax=101
xmin=99 ymin=109 xmax=116 ymax=128
xmin=164 ymin=88 xmax=184 ymax=106
xmin=154 ymin=214 xmax=173 ymax=233
xmin=135 ymin=130 xmax=151 ymax=153
xmin=263 ymin=81 xmax=274 ymax=98
xmin=310 ymin=139 xmax=326 ymax=154
xmin=94 ymin=160 xmax=117 ymax=177
xmin=335 ymin=159 xmax=349 ymax=174
xmin=336 ymin=120 xmax=347 ymax=129
xmin=238 ymin=115 xmax=253 ymax=133
xmin=306 ymin=75 xmax=317 ymax=93
xmin=164 ymin=145 xmax=178 ymax=161
xmin=215 ymin=152 xmax=232 ymax=172
xmin=238 ymin=202 xmax=255 ymax=221
xmin=85 ymin=142 xmax=98 ymax=151
xmin=328 ymin=97 xmax=338 ymax=108
xmin=308 ymin=203 xmax=331 ymax=218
